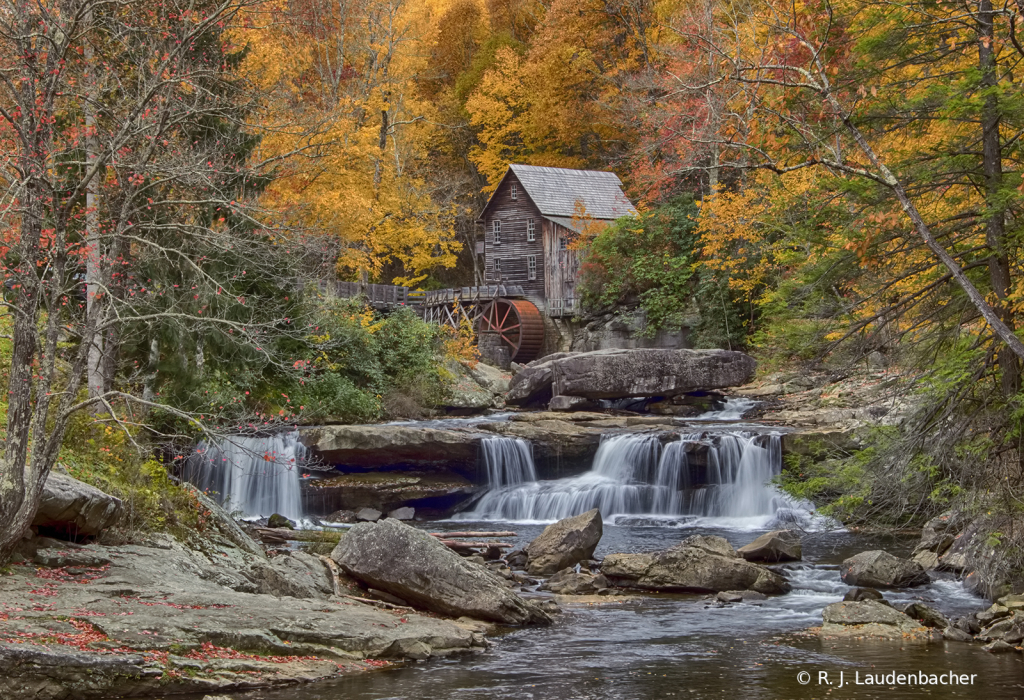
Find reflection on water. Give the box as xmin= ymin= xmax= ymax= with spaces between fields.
xmin=228 ymin=523 xmax=1023 ymax=700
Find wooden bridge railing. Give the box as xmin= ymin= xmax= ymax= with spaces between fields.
xmin=330 ymin=281 xmax=418 ymax=309
xmin=326 ymin=281 xmax=527 ymax=330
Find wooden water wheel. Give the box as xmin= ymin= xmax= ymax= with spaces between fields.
xmin=477 ymin=298 xmax=545 ymax=362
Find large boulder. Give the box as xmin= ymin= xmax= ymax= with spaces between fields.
xmin=601 ymin=535 xmax=790 ymax=594
xmin=331 ymin=518 xmax=550 ymax=625
xmin=33 ymin=472 xmax=123 ymax=538
xmin=840 ymin=550 xmax=930 ymax=588
xmin=737 ymin=530 xmax=802 ymax=563
xmin=819 ymin=600 xmax=929 ymax=639
xmin=526 ymin=509 xmax=603 ymax=575
xmin=551 ymin=349 xmax=756 ymax=400
xmin=506 ymin=362 xmax=557 ymax=406
xmin=903 ymin=602 xmax=949 ymax=630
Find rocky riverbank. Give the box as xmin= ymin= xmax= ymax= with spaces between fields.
xmin=0 ymin=486 xmax=505 ymax=699
xmin=6 ymin=468 xmax=1022 ymax=700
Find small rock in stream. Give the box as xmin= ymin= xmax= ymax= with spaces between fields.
xmin=356 ymin=507 xmax=383 ymax=522
xmin=267 ymin=513 xmax=295 ymax=529
xmin=843 ymin=587 xmax=884 ymax=602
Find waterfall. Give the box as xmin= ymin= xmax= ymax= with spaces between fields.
xmin=183 ymin=431 xmax=306 ymax=520
xmin=480 ymin=437 xmax=537 ymax=487
xmin=692 ymin=397 xmax=756 ymax=421
xmin=459 ymin=430 xmax=797 ymax=524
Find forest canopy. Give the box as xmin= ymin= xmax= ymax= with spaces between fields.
xmin=5 ymin=0 xmax=1024 ymax=560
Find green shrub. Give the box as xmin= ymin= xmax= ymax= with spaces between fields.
xmin=59 ymin=411 xmax=201 ymax=541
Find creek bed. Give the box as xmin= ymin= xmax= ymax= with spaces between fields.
xmin=224 ymin=522 xmax=1023 ymax=700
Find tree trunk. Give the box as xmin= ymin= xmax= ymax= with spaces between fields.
xmin=978 ymin=0 xmax=1019 ymax=393
xmin=84 ymin=8 xmax=106 ymax=406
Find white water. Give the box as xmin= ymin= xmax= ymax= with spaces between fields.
xmin=480 ymin=437 xmax=537 ymax=487
xmin=183 ymin=432 xmax=306 ymax=520
xmin=692 ymin=396 xmax=756 ymax=420
xmin=459 ymin=430 xmax=808 ymax=527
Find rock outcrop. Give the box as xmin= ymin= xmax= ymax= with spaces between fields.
xmin=0 ymin=532 xmax=483 ymax=700
xmin=33 ymin=472 xmax=123 ymax=539
xmin=601 ymin=535 xmax=790 ymax=594
xmin=737 ymin=530 xmax=802 ymax=563
xmin=507 ymin=348 xmax=756 ymax=405
xmin=444 ymin=360 xmax=507 ymax=410
xmin=187 ymin=487 xmax=268 ymax=559
xmin=301 ymin=425 xmax=480 ymax=472
xmin=525 ymin=509 xmax=603 ymax=575
xmin=305 ymin=472 xmax=478 ymax=518
xmin=331 ymin=518 xmax=550 ymax=625
xmin=479 ymin=419 xmax=603 ymax=479
xmin=911 ymin=511 xmax=965 ymax=571
xmin=840 ymin=550 xmax=930 ymax=588
xmin=463 ymin=361 xmax=511 ymax=395
xmin=506 ymin=361 xmax=557 ymax=406
xmin=551 ymin=349 xmax=757 ymax=400
xmin=819 ymin=600 xmax=929 ymax=639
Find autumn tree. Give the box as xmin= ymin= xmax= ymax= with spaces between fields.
xmin=466 ymin=0 xmax=656 ymax=189
xmin=644 ymin=0 xmax=1024 ymax=381
xmin=0 ymin=0 xmax=307 ymax=560
xmin=241 ymin=0 xmax=464 ymax=286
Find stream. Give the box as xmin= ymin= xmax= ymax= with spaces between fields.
xmin=237 ymin=523 xmax=1024 ymax=700
xmin=181 ymin=405 xmax=1024 ymax=699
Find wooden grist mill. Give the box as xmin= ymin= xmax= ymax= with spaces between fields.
xmin=332 ymin=164 xmax=637 ymax=364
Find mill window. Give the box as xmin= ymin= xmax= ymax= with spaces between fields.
xmin=527 ymin=218 xmax=536 ymax=241
xmin=492 ymin=220 xmax=501 ymax=245
xmin=527 ymin=255 xmax=537 ymax=281
xmin=510 ymin=183 xmax=518 ymax=200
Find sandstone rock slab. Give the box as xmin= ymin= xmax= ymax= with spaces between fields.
xmin=331 ymin=518 xmax=550 ymax=625
xmin=551 ymin=349 xmax=757 ymax=400
xmin=526 ymin=509 xmax=603 ymax=575
xmin=840 ymin=550 xmax=929 ymax=588
xmin=819 ymin=600 xmax=928 ymax=639
xmin=601 ymin=539 xmax=789 ymax=594
xmin=737 ymin=530 xmax=802 ymax=563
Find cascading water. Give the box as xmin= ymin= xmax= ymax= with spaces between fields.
xmin=480 ymin=437 xmax=537 ymax=488
xmin=183 ymin=432 xmax=306 ymax=520
xmin=460 ymin=430 xmax=803 ymax=525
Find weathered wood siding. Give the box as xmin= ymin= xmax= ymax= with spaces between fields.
xmin=542 ymin=220 xmax=581 ymax=315
xmin=482 ymin=173 xmax=545 ymax=304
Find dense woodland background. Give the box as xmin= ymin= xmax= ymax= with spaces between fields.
xmin=5 ymin=0 xmax=1024 ymax=572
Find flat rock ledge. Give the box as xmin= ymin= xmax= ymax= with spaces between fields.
xmin=0 ymin=532 xmax=484 ymax=700
xmin=813 ymin=601 xmax=934 ymax=641
xmin=600 ymin=535 xmax=790 ymax=594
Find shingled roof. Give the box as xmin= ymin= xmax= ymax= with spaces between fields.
xmin=480 ymin=164 xmax=637 ymax=225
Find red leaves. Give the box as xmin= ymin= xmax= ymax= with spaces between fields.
xmin=0 ymin=618 xmax=108 ymax=651
xmin=35 ymin=564 xmax=110 ymax=584
xmin=184 ymin=641 xmax=320 ymax=664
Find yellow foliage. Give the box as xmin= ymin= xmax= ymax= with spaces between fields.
xmin=236 ymin=0 xmax=463 ymax=285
